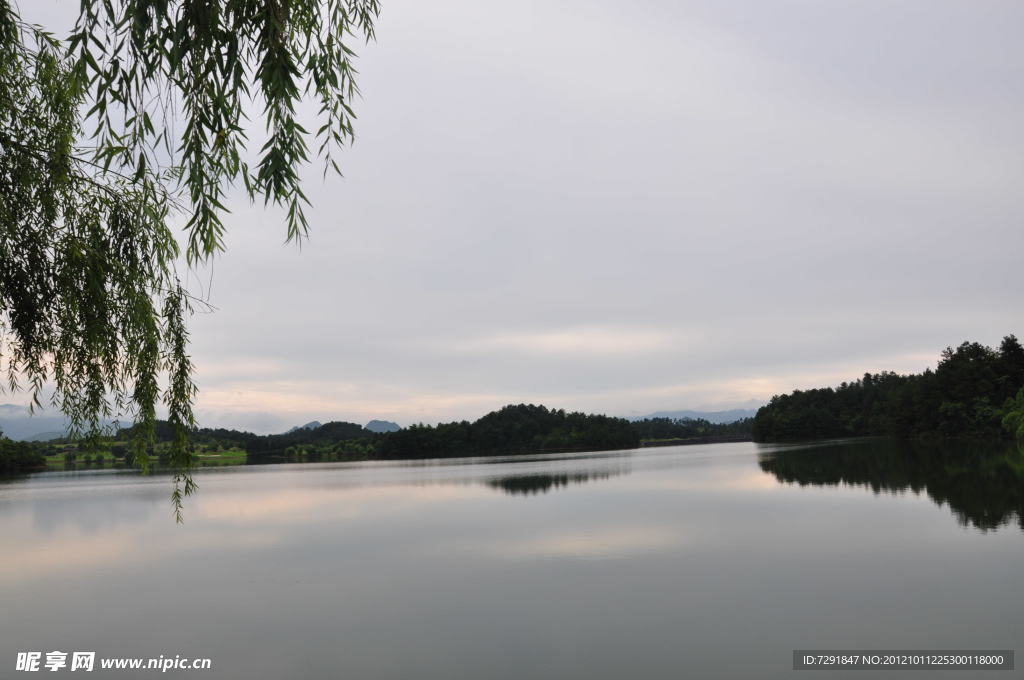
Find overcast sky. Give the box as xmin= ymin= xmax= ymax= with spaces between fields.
xmin=21 ymin=1 xmax=1024 ymax=433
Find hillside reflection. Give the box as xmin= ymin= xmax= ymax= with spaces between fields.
xmin=486 ymin=469 xmax=626 ymax=496
xmin=759 ymin=439 xmax=1024 ymax=532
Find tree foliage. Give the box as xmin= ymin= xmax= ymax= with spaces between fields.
xmin=631 ymin=416 xmax=752 ymax=441
xmin=376 ymin=404 xmax=641 ymax=460
xmin=244 ymin=420 xmax=373 ymax=461
xmin=753 ymin=335 xmax=1024 ymax=442
xmin=0 ymin=431 xmax=46 ymax=474
xmin=1002 ymin=387 xmax=1024 ymax=440
xmin=0 ymin=0 xmax=379 ymax=519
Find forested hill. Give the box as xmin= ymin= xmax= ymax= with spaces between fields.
xmin=12 ymin=404 xmax=754 ymax=472
xmin=376 ymin=404 xmax=640 ymax=459
xmin=203 ymin=407 xmax=750 ymax=460
xmin=753 ymin=335 xmax=1024 ymax=442
xmin=111 ymin=408 xmax=640 ymax=461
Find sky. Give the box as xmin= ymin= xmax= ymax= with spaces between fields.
xmin=18 ymin=0 xmax=1024 ymax=433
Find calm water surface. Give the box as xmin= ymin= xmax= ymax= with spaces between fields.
xmin=1 ymin=439 xmax=1022 ymax=678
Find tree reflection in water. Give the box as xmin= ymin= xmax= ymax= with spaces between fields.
xmin=486 ymin=469 xmax=626 ymax=496
xmin=759 ymin=439 xmax=1024 ymax=532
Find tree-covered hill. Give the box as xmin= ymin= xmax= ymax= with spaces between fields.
xmin=245 ymin=421 xmax=374 ymax=461
xmin=753 ymin=335 xmax=1024 ymax=442
xmin=375 ymin=404 xmax=640 ymax=459
xmin=24 ymin=404 xmax=755 ymax=471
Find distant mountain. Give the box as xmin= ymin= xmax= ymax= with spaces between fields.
xmin=284 ymin=421 xmax=323 ymax=434
xmin=365 ymin=419 xmax=400 ymax=433
xmin=630 ymin=408 xmax=759 ymax=424
xmin=24 ymin=430 xmax=67 ymax=442
xmin=0 ymin=404 xmax=68 ymax=441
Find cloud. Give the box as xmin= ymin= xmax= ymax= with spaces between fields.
xmin=15 ymin=0 xmax=1024 ymax=431
xmin=440 ymin=327 xmax=678 ymax=357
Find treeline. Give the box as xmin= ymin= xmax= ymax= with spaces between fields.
xmin=24 ymin=403 xmax=757 ymax=471
xmin=244 ymin=421 xmax=375 ymax=462
xmin=114 ymin=421 xmax=258 ymax=454
xmin=135 ymin=407 xmax=751 ymax=462
xmin=112 ymin=420 xmax=374 ymax=463
xmin=631 ymin=416 xmax=753 ymax=441
xmin=115 ymin=420 xmax=259 ymax=447
xmin=753 ymin=335 xmax=1024 ymax=442
xmin=0 ymin=436 xmax=46 ymax=473
xmin=376 ymin=404 xmax=639 ymax=459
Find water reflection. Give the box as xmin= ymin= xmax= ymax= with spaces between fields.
xmin=2 ymin=442 xmax=1023 ymax=680
xmin=759 ymin=439 xmax=1024 ymax=532
xmin=485 ymin=469 xmax=625 ymax=496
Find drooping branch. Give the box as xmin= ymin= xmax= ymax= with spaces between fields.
xmin=0 ymin=0 xmax=380 ymax=521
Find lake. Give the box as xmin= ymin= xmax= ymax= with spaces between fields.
xmin=1 ymin=439 xmax=1021 ymax=678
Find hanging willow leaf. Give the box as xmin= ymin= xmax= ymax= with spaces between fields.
xmin=0 ymin=0 xmax=379 ymax=520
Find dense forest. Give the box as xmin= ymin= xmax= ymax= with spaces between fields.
xmin=753 ymin=335 xmax=1024 ymax=442
xmin=0 ymin=435 xmax=45 ymax=474
xmin=375 ymin=404 xmax=640 ymax=459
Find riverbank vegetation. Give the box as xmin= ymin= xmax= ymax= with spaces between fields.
xmin=18 ymin=404 xmax=754 ymax=471
xmin=753 ymin=335 xmax=1024 ymax=442
xmin=632 ymin=416 xmax=753 ymax=445
xmin=0 ymin=436 xmax=46 ymax=473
